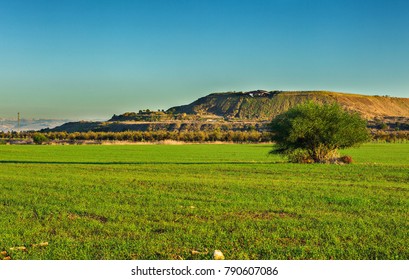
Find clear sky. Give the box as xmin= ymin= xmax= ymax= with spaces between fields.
xmin=1 ymin=0 xmax=408 ymax=120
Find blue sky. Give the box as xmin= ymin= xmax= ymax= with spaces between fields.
xmin=1 ymin=0 xmax=408 ymax=119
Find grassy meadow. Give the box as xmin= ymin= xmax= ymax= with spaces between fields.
xmin=0 ymin=143 xmax=408 ymax=260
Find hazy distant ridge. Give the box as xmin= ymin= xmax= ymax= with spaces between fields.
xmin=0 ymin=119 xmax=70 ymax=132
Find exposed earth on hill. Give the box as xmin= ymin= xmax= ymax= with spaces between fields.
xmin=43 ymin=90 xmax=409 ymax=133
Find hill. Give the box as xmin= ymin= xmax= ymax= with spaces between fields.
xmin=44 ymin=90 xmax=409 ymax=133
xmin=167 ymin=90 xmax=409 ymax=120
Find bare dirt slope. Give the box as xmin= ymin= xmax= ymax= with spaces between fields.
xmin=168 ymin=90 xmax=409 ymax=120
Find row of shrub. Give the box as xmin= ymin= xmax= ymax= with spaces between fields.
xmin=371 ymin=131 xmax=409 ymax=143
xmin=1 ymin=130 xmax=408 ymax=144
xmin=0 ymin=130 xmax=273 ymax=143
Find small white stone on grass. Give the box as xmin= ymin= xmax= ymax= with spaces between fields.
xmin=212 ymin=250 xmax=224 ymax=260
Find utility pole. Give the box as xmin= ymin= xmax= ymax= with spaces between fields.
xmin=17 ymin=112 xmax=20 ymax=132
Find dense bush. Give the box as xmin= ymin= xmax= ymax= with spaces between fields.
xmin=269 ymin=102 xmax=371 ymax=163
xmin=32 ymin=133 xmax=49 ymax=144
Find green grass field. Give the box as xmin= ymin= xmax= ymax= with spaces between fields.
xmin=0 ymin=143 xmax=408 ymax=260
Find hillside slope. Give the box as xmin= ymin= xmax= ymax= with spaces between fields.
xmin=167 ymin=90 xmax=409 ymax=120
xmin=45 ymin=90 xmax=409 ymax=133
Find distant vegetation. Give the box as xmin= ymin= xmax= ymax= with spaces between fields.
xmin=32 ymin=133 xmax=49 ymax=145
xmin=1 ymin=130 xmax=408 ymax=145
xmin=109 ymin=110 xmax=172 ymax=122
xmin=41 ymin=119 xmax=266 ymax=133
xmin=1 ymin=130 xmax=272 ymax=144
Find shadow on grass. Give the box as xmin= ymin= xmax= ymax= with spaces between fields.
xmin=0 ymin=160 xmax=282 ymax=165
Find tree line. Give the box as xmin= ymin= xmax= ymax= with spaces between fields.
xmin=371 ymin=130 xmax=409 ymax=143
xmin=0 ymin=130 xmax=273 ymax=143
xmin=0 ymin=130 xmax=408 ymax=144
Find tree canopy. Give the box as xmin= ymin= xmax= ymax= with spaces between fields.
xmin=270 ymin=102 xmax=371 ymax=163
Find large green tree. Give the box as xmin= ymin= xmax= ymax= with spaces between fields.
xmin=270 ymin=102 xmax=371 ymax=163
